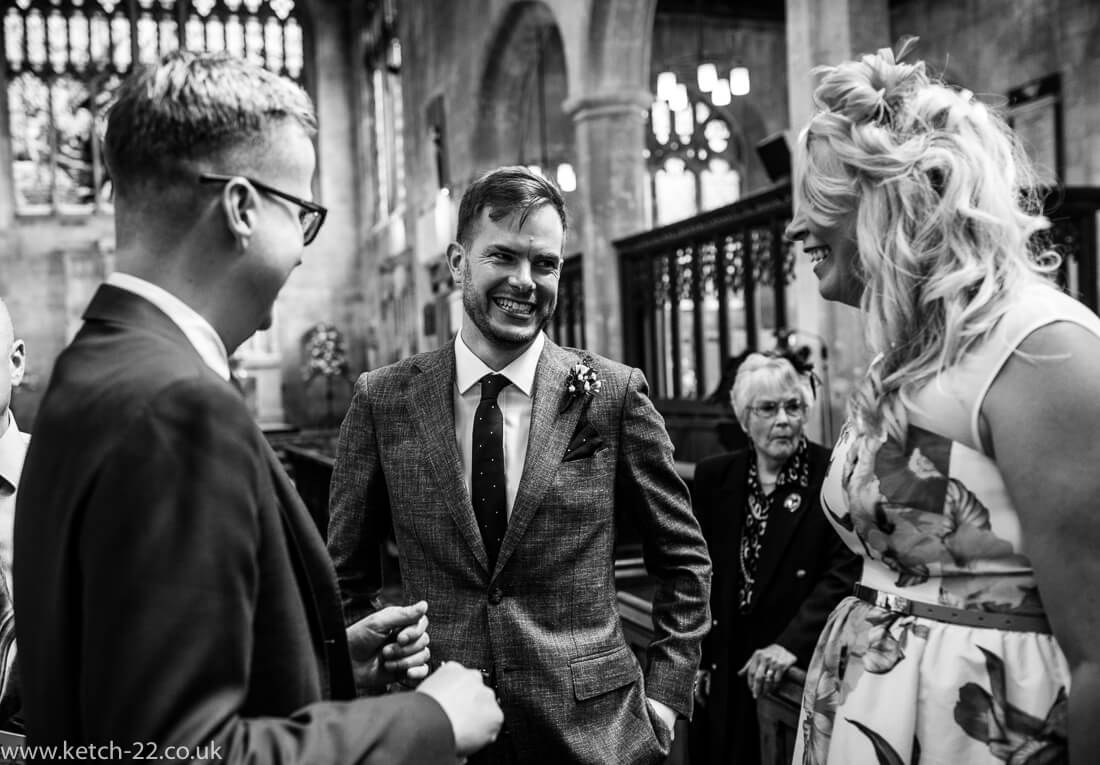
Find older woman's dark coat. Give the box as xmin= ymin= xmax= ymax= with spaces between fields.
xmin=691 ymin=442 xmax=859 ymax=765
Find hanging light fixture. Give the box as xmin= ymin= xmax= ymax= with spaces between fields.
xmin=648 ymin=8 xmax=753 ymax=170
xmin=696 ymin=62 xmax=717 ymax=93
xmin=711 ymin=78 xmax=730 ymax=106
xmin=386 ymin=37 xmax=402 ymax=73
xmin=656 ymin=71 xmax=678 ymax=101
xmin=729 ymin=65 xmax=750 ymax=96
xmin=646 ymin=8 xmax=750 ymax=226
xmin=669 ymin=82 xmax=689 ymax=112
xmin=556 ymin=162 xmax=577 ymax=192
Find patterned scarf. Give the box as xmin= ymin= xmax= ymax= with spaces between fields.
xmin=737 ymin=437 xmax=811 ymax=611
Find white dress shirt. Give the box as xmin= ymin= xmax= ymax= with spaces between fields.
xmin=105 ymin=272 xmax=232 ymax=381
xmin=0 ymin=412 xmax=28 ymax=596
xmin=454 ymin=332 xmax=545 ymax=518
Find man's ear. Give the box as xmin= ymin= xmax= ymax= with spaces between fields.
xmin=8 ymin=340 xmax=24 ymax=388
xmin=219 ymin=178 xmax=259 ymax=250
xmin=446 ymin=242 xmax=465 ymax=283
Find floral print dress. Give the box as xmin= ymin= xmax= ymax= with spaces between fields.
xmin=794 ymin=284 xmax=1099 ymax=765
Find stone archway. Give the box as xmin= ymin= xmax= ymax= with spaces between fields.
xmin=473 ymin=3 xmax=571 ymax=178
xmin=466 ymin=0 xmax=665 ymax=359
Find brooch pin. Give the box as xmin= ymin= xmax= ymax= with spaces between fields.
xmin=784 ymin=494 xmax=802 ymax=513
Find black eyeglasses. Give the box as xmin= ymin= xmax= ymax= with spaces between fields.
xmin=750 ymin=399 xmax=807 ymax=420
xmin=200 ymin=173 xmax=327 ymax=245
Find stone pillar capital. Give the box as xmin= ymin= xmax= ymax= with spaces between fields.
xmin=563 ymin=90 xmax=653 ymax=123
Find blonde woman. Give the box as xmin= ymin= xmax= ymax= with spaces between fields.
xmin=785 ymin=39 xmax=1099 ymax=764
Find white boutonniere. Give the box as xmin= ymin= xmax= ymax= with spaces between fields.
xmin=562 ymin=360 xmax=602 ymax=413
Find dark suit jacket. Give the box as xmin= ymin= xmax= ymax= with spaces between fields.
xmin=692 ymin=443 xmax=859 ymax=765
xmin=14 ymin=285 xmax=454 ymax=763
xmin=328 ymin=339 xmax=712 ymax=765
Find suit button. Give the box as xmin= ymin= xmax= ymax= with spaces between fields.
xmin=489 ymin=587 xmax=504 ymax=605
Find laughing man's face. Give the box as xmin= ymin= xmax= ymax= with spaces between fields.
xmin=454 ymin=205 xmax=564 ymax=358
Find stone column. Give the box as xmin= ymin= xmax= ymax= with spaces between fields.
xmin=785 ymin=0 xmax=890 ymax=444
xmin=564 ymin=90 xmax=652 ymax=361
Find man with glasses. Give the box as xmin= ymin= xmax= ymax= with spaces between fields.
xmin=15 ymin=51 xmax=500 ymax=763
xmin=199 ymin=173 xmax=328 ymax=246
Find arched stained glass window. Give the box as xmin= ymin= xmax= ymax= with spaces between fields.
xmin=644 ymin=85 xmax=743 ymax=228
xmin=4 ymin=0 xmax=308 ymax=215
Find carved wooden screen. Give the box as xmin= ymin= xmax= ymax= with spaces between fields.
xmin=3 ymin=0 xmax=307 ymax=214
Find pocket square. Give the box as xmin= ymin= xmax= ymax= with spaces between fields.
xmin=563 ymin=422 xmax=606 ymax=462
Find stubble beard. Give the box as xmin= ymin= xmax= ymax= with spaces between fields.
xmin=462 ymin=280 xmax=554 ymax=349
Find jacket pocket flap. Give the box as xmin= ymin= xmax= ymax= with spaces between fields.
xmin=570 ymin=645 xmax=640 ymax=701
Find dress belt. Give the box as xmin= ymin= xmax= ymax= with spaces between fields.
xmin=852 ymin=583 xmax=1052 ymax=634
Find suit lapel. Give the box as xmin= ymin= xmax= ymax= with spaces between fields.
xmin=263 ymin=438 xmax=355 ymax=700
xmin=494 ymin=340 xmax=584 ymax=577
xmin=714 ymin=453 xmax=751 ymax=549
xmin=406 ymin=346 xmax=490 ymax=572
xmin=749 ymin=482 xmax=813 ymax=608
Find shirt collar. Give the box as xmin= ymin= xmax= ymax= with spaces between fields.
xmin=454 ymin=331 xmax=545 ymax=398
xmin=0 ymin=412 xmax=28 ymax=491
xmin=106 ymin=272 xmax=231 ymax=381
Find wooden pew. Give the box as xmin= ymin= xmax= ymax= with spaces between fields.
xmin=617 ymin=583 xmax=807 ymax=765
xmin=756 ymin=666 xmax=806 ymax=765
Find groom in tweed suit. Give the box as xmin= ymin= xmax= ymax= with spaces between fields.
xmin=328 ymin=166 xmax=711 ymax=765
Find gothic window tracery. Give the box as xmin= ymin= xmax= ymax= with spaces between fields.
xmin=362 ymin=0 xmax=404 ymax=219
xmin=646 ymin=90 xmax=743 ymax=227
xmin=3 ymin=0 xmax=307 ymax=214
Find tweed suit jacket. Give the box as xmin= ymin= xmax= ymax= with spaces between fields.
xmin=14 ymin=285 xmax=454 ymax=763
xmin=328 ymin=337 xmax=712 ymax=765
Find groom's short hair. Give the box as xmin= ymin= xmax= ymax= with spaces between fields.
xmin=455 ymin=166 xmax=567 ymax=251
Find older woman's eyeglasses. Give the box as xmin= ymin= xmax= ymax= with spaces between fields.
xmin=200 ymin=173 xmax=328 ymax=245
xmin=750 ymin=399 xmax=806 ymax=420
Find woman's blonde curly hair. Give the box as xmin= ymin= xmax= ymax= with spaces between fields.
xmin=793 ymin=36 xmax=1059 ymax=444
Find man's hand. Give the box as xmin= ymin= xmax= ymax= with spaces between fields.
xmin=346 ymin=600 xmax=431 ymax=694
xmin=417 ymin=661 xmax=503 ymax=757
xmin=647 ymin=697 xmax=677 ymax=742
xmin=738 ymin=643 xmax=796 ymax=699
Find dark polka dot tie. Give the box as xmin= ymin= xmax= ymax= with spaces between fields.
xmin=472 ymin=373 xmax=510 ymax=568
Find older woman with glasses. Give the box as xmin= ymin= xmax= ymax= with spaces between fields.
xmin=690 ymin=352 xmax=859 ymax=765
